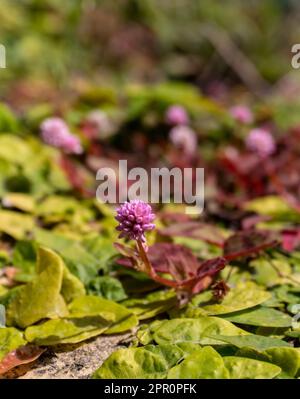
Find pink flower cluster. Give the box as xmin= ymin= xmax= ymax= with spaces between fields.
xmin=230 ymin=105 xmax=253 ymax=124
xmin=245 ymin=128 xmax=276 ymax=158
xmin=115 ymin=200 xmax=155 ymax=242
xmin=165 ymin=105 xmax=189 ymax=126
xmin=40 ymin=117 xmax=83 ymax=154
xmin=169 ymin=125 xmax=198 ymax=156
xmin=166 ymin=104 xmax=197 ymax=156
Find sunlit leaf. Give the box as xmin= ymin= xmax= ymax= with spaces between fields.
xmin=0 ymin=327 xmax=26 ymax=362
xmin=152 ymin=317 xmax=249 ymax=345
xmin=6 ymin=247 xmax=68 ymax=328
xmin=221 ymin=306 xmax=292 ymax=327
xmin=68 ymin=295 xmax=138 ymax=334
xmin=167 ymin=346 xmax=229 ymax=379
xmin=223 ymin=356 xmax=281 ymax=379
xmin=0 ymin=210 xmax=34 ymax=240
xmin=208 ymin=334 xmax=290 ymax=351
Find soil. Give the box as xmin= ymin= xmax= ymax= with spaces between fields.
xmin=1 ymin=333 xmax=133 ymax=379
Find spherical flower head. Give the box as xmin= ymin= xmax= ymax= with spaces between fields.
xmin=61 ymin=134 xmax=83 ymax=154
xmin=165 ymin=105 xmax=189 ymax=126
xmin=115 ymin=200 xmax=155 ymax=242
xmin=40 ymin=117 xmax=83 ymax=154
xmin=40 ymin=117 xmax=70 ymax=148
xmin=169 ymin=125 xmax=197 ymax=156
xmin=230 ymin=105 xmax=253 ymax=124
xmin=245 ymin=128 xmax=275 ymax=158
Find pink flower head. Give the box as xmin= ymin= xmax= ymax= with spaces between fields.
xmin=61 ymin=134 xmax=83 ymax=154
xmin=115 ymin=200 xmax=155 ymax=242
xmin=40 ymin=117 xmax=70 ymax=148
xmin=230 ymin=105 xmax=253 ymax=124
xmin=169 ymin=125 xmax=197 ymax=156
xmin=40 ymin=117 xmax=83 ymax=154
xmin=165 ymin=105 xmax=189 ymax=126
xmin=245 ymin=128 xmax=276 ymax=158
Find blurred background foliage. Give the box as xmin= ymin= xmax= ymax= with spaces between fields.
xmin=1 ymin=0 xmax=300 ymax=126
xmin=1 ymin=0 xmax=300 ymax=85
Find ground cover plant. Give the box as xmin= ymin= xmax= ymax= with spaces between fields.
xmin=1 ymin=0 xmax=300 ymax=380
xmin=0 ymin=85 xmax=299 ymax=379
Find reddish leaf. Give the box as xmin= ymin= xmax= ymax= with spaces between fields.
xmin=281 ymin=228 xmax=300 ymax=252
xmin=219 ymin=147 xmax=267 ymax=197
xmin=223 ymin=230 xmax=278 ymax=261
xmin=158 ymin=211 xmax=193 ymax=224
xmin=185 ymin=257 xmax=228 ymax=295
xmin=60 ymin=155 xmax=94 ymax=198
xmin=241 ymin=214 xmax=271 ymax=230
xmin=0 ymin=345 xmax=45 ymax=375
xmin=115 ymin=241 xmax=227 ymax=297
xmin=147 ymin=243 xmax=198 ymax=277
xmin=158 ymin=221 xmax=225 ymax=247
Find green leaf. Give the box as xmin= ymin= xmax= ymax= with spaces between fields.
xmin=61 ymin=263 xmax=86 ymax=303
xmin=250 ymin=258 xmax=293 ymax=287
xmin=136 ymin=320 xmax=165 ymax=346
xmin=0 ymin=327 xmax=26 ymax=361
xmin=208 ymin=334 xmax=291 ymax=351
xmin=0 ymin=135 xmax=32 ymax=165
xmin=81 ymin=235 xmax=117 ymax=267
xmin=274 ymin=285 xmax=300 ymax=305
xmin=25 ymin=295 xmax=137 ymax=345
xmin=92 ymin=344 xmax=184 ymax=379
xmin=12 ymin=240 xmax=37 ymax=283
xmin=0 ymin=103 xmax=19 ymax=133
xmin=202 ymin=282 xmax=271 ymax=315
xmin=167 ymin=346 xmax=229 ymax=379
xmin=0 ymin=210 xmax=34 ymax=240
xmin=285 ymin=329 xmax=300 ymax=339
xmin=221 ymin=306 xmax=292 ymax=327
xmin=68 ymin=295 xmax=138 ymax=334
xmin=34 ymin=228 xmax=106 ymax=285
xmin=223 ymin=356 xmax=281 ymax=379
xmin=36 ymin=195 xmax=94 ymax=225
xmin=263 ymin=347 xmax=300 ymax=377
xmin=6 ymin=247 xmax=68 ymax=328
xmin=244 ymin=196 xmax=300 ymax=222
xmin=87 ymin=276 xmax=127 ymax=302
xmin=2 ymin=193 xmax=35 ymax=212
xmin=25 ymin=316 xmax=111 ymax=345
xmin=0 ymin=286 xmax=8 ymax=297
xmin=235 ymin=346 xmax=300 ymax=378
xmin=122 ymin=290 xmax=177 ymax=320
xmin=152 ymin=317 xmax=249 ymax=345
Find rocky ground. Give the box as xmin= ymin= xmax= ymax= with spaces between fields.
xmin=1 ymin=333 xmax=132 ymax=379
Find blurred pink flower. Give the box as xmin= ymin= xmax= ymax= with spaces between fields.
xmin=165 ymin=105 xmax=189 ymax=126
xmin=169 ymin=125 xmax=197 ymax=156
xmin=40 ymin=117 xmax=83 ymax=154
xmin=40 ymin=117 xmax=70 ymax=148
xmin=230 ymin=105 xmax=253 ymax=124
xmin=245 ymin=128 xmax=275 ymax=157
xmin=61 ymin=134 xmax=83 ymax=154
